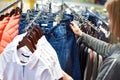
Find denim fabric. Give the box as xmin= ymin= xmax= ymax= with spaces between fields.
xmin=19 ymin=13 xmax=28 ymax=34
xmin=43 ymin=23 xmax=81 ymax=80
xmin=40 ymin=14 xmax=81 ymax=79
xmin=19 ymin=12 xmax=81 ymax=80
xmin=19 ymin=22 xmax=28 ymax=34
xmin=19 ymin=11 xmax=57 ymax=34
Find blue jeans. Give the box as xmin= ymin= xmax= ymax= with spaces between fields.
xmin=19 ymin=13 xmax=28 ymax=34
xmin=41 ymin=21 xmax=81 ymax=80
xmin=19 ymin=12 xmax=57 ymax=34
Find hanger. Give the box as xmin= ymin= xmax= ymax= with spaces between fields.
xmin=27 ymin=30 xmax=36 ymax=50
xmin=17 ymin=30 xmax=37 ymax=53
xmin=9 ymin=9 xmax=16 ymax=17
xmin=32 ymin=26 xmax=43 ymax=40
xmin=0 ymin=7 xmax=21 ymax=21
xmin=30 ymin=30 xmax=38 ymax=44
xmin=0 ymin=15 xmax=4 ymax=21
xmin=4 ymin=13 xmax=9 ymax=17
xmin=27 ymin=28 xmax=38 ymax=48
xmin=9 ymin=7 xmax=21 ymax=17
xmin=25 ymin=10 xmax=42 ymax=31
xmin=0 ymin=6 xmax=22 ymax=21
xmin=17 ymin=25 xmax=43 ymax=53
xmin=15 ymin=7 xmax=22 ymax=15
xmin=0 ymin=0 xmax=23 ymax=14
xmin=17 ymin=35 xmax=35 ymax=53
xmin=86 ymin=21 xmax=99 ymax=32
xmin=86 ymin=9 xmax=108 ymax=27
xmin=0 ymin=0 xmax=22 ymax=20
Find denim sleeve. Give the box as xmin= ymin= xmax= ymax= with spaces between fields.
xmin=79 ymin=32 xmax=117 ymax=58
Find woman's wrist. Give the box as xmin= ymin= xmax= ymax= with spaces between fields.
xmin=78 ymin=31 xmax=83 ymax=37
xmin=61 ymin=70 xmax=73 ymax=80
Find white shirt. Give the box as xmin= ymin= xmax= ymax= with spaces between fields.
xmin=36 ymin=36 xmax=63 ymax=79
xmin=0 ymin=33 xmax=63 ymax=80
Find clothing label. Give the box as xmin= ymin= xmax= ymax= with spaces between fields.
xmin=53 ymin=22 xmax=58 ymax=27
xmin=17 ymin=46 xmax=32 ymax=63
xmin=41 ymin=23 xmax=48 ymax=27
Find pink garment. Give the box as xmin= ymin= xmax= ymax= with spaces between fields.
xmin=0 ymin=14 xmax=20 ymax=54
xmin=0 ymin=17 xmax=10 ymax=41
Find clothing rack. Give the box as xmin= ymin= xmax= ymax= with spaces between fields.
xmin=0 ymin=0 xmax=23 ymax=14
xmin=63 ymin=3 xmax=100 ymax=32
xmin=25 ymin=10 xmax=42 ymax=31
xmin=48 ymin=0 xmax=52 ymax=13
xmin=86 ymin=9 xmax=108 ymax=26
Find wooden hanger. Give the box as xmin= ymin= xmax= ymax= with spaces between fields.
xmin=9 ymin=9 xmax=16 ymax=17
xmin=32 ymin=27 xmax=40 ymax=40
xmin=17 ymin=26 xmax=42 ymax=53
xmin=17 ymin=39 xmax=35 ymax=53
xmin=0 ymin=15 xmax=4 ymax=21
xmin=17 ymin=33 xmax=35 ymax=53
xmin=4 ymin=13 xmax=9 ymax=17
xmin=30 ymin=30 xmax=38 ymax=44
xmin=27 ymin=31 xmax=36 ymax=50
xmin=9 ymin=7 xmax=21 ymax=17
xmin=32 ymin=26 xmax=43 ymax=40
xmin=0 ymin=7 xmax=21 ymax=21
xmin=15 ymin=7 xmax=22 ymax=15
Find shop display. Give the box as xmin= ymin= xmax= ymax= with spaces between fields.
xmin=0 ymin=0 xmax=111 ymax=80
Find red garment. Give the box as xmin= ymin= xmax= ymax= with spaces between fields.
xmin=0 ymin=17 xmax=10 ymax=41
xmin=0 ymin=14 xmax=20 ymax=53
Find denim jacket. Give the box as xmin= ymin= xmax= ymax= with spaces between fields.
xmin=79 ymin=32 xmax=120 ymax=80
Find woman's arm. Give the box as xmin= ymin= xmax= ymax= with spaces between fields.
xmin=70 ymin=22 xmax=117 ymax=58
xmin=81 ymin=32 xmax=116 ymax=57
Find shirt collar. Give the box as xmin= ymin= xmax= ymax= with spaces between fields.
xmin=14 ymin=34 xmax=40 ymax=70
xmin=2 ymin=33 xmax=39 ymax=70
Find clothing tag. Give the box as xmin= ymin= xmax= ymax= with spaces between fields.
xmin=53 ymin=22 xmax=58 ymax=27
xmin=41 ymin=24 xmax=48 ymax=27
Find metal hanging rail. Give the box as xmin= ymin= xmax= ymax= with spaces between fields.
xmin=0 ymin=0 xmax=23 ymax=14
xmin=87 ymin=9 xmax=108 ymax=26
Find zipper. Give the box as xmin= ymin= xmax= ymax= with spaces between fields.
xmin=102 ymin=59 xmax=117 ymax=80
xmin=23 ymin=65 xmax=25 ymax=80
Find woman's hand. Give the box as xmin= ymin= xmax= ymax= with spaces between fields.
xmin=70 ymin=21 xmax=83 ymax=37
xmin=61 ymin=70 xmax=73 ymax=80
